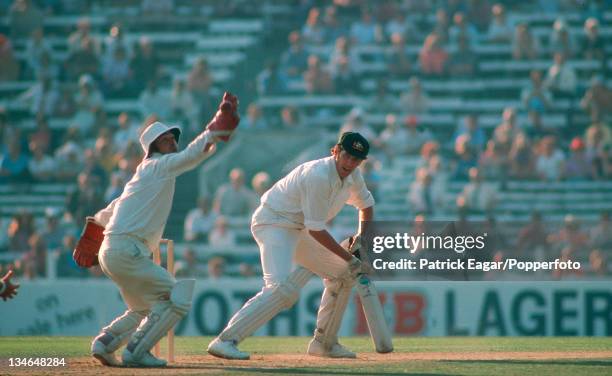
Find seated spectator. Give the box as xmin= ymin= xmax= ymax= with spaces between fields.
xmin=187 ymin=57 xmax=212 ymax=103
xmin=517 ymin=211 xmax=549 ymax=254
xmin=427 ymin=155 xmax=448 ymax=209
xmin=54 ymin=130 xmax=84 ymax=181
xmin=94 ymin=135 xmax=119 ymax=175
xmin=35 ymin=50 xmax=59 ymax=82
xmin=408 ymin=167 xmax=436 ymax=215
xmin=72 ymin=74 xmax=104 ymax=138
xmin=521 ymin=70 xmax=552 ymax=114
xmin=377 ymin=114 xmax=403 ymax=161
xmin=493 ymin=107 xmax=520 ymax=155
xmin=170 ymin=78 xmax=198 ymax=134
xmin=419 ymin=33 xmax=448 ymax=76
xmin=213 ymin=168 xmax=257 ymax=217
xmin=589 ymin=249 xmax=607 ymax=277
xmin=360 ymin=158 xmax=381 ymax=201
xmin=339 ymin=107 xmax=376 ymax=141
xmin=68 ymin=17 xmax=98 ymax=54
xmin=141 ymin=0 xmax=174 ymax=16
xmin=207 ymin=256 xmax=226 ymax=279
xmin=241 ymin=103 xmax=268 ymax=130
xmin=449 ymin=12 xmax=478 ymax=47
xmin=64 ymin=38 xmax=100 ymax=81
xmin=508 ymin=132 xmax=535 ymax=179
xmin=102 ymin=45 xmax=131 ymax=97
xmin=7 ymin=211 xmax=35 ymax=253
xmin=112 ymin=112 xmax=139 ymax=150
xmin=584 ymin=116 xmax=612 ymax=179
xmin=544 ymin=52 xmax=577 ymax=99
xmin=20 ymin=76 xmax=59 ymax=118
xmin=139 ymin=79 xmax=169 ymax=119
xmin=130 ymin=36 xmax=159 ymax=93
xmin=399 ymin=77 xmax=430 ymax=114
xmin=25 ymin=27 xmax=52 ymax=76
xmin=580 ymin=77 xmax=612 ymax=118
xmin=65 ymin=172 xmax=105 ymax=228
xmin=452 ymin=135 xmax=478 ymax=181
xmin=512 ymin=23 xmax=539 ymax=60
xmin=403 ymin=115 xmax=433 ymax=155
xmin=332 ymin=55 xmax=360 ymax=95
xmin=0 ymin=34 xmax=21 ymax=81
xmin=102 ymin=23 xmax=131 ymax=62
xmin=251 ymin=172 xmax=271 ymax=197
xmin=175 ymin=247 xmax=205 ymax=278
xmin=549 ymin=19 xmax=573 ymax=58
xmin=280 ymin=31 xmax=309 ymax=79
xmin=417 ymin=141 xmax=441 ymax=170
xmin=564 ymin=137 xmax=594 ymax=180
xmin=278 ymin=106 xmax=303 ymax=129
xmin=487 ymin=4 xmax=513 ymax=43
xmin=456 ymin=167 xmax=497 ymax=214
xmin=257 ymin=60 xmax=287 ymax=96
xmin=448 ymin=36 xmax=477 ymax=77
xmin=322 ymin=5 xmax=345 ymax=44
xmin=104 ymin=173 xmax=124 ymax=204
xmin=366 ymin=80 xmax=397 ymax=114
xmin=590 ymin=211 xmax=612 ymax=250
xmin=0 ymin=141 xmax=30 ymax=183
xmin=479 ymin=140 xmax=508 ymax=182
xmin=580 ymin=18 xmax=604 ymax=61
xmin=23 ymin=233 xmax=46 ymax=278
xmin=432 ymin=8 xmax=450 ymax=44
xmin=350 ymin=7 xmax=382 ymax=45
xmin=8 ymin=0 xmax=43 ymax=40
xmin=41 ymin=208 xmax=65 ymax=251
xmin=28 ymin=140 xmax=55 ymax=182
xmin=303 ymin=55 xmax=334 ymax=94
xmin=454 ymin=114 xmax=486 ymax=153
xmin=548 ymin=215 xmax=589 ymax=256
xmin=302 ymin=7 xmax=326 ymax=45
xmin=56 ymin=234 xmax=87 ymax=278
xmin=387 ymin=32 xmax=412 ymax=79
xmin=208 ymin=217 xmax=236 ymax=248
xmin=535 ymin=136 xmax=565 ymax=181
xmin=184 ymin=196 xmax=216 ymax=242
xmin=83 ymin=148 xmax=107 ymax=186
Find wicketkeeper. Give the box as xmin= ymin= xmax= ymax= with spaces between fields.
xmin=73 ymin=93 xmax=240 ymax=367
xmin=208 ymin=132 xmax=374 ymax=359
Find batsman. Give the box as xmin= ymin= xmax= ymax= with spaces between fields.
xmin=208 ymin=132 xmax=376 ymax=359
xmin=73 ymin=93 xmax=240 ymax=367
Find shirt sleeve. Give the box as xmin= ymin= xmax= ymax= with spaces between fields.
xmin=346 ymin=169 xmax=375 ymax=210
xmin=301 ymin=174 xmax=332 ymax=231
xmin=154 ymin=130 xmax=216 ymax=177
xmin=93 ymin=197 xmax=120 ymax=227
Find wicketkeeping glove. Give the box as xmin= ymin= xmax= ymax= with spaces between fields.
xmin=73 ymin=217 xmax=104 ymax=268
xmin=206 ymin=92 xmax=240 ymax=142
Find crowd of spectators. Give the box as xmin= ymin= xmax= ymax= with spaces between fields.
xmin=1 ymin=0 xmax=611 ymax=279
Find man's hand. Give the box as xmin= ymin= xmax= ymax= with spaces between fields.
xmin=206 ymin=92 xmax=240 ymax=142
xmin=1 ymin=270 xmax=19 ymax=301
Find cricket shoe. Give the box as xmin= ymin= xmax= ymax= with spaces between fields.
xmin=307 ymin=338 xmax=356 ymax=358
xmin=207 ymin=337 xmax=250 ymax=360
xmin=122 ymin=348 xmax=167 ymax=367
xmin=90 ymin=334 xmax=122 ymax=367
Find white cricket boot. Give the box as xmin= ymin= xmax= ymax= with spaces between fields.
xmin=307 ymin=338 xmax=356 ymax=359
xmin=90 ymin=334 xmax=122 ymax=367
xmin=122 ymin=348 xmax=167 ymax=367
xmin=207 ymin=337 xmax=250 ymax=360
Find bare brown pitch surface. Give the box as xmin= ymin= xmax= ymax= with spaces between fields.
xmin=4 ymin=351 xmax=612 ymax=375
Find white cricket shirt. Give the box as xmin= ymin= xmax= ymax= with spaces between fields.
xmin=94 ymin=130 xmax=216 ymax=251
xmin=259 ymin=156 xmax=374 ymax=231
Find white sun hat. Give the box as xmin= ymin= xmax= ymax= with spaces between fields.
xmin=139 ymin=121 xmax=181 ymax=157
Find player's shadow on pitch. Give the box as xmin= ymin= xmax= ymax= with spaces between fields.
xmin=171 ymin=364 xmax=457 ymax=376
xmin=444 ymin=359 xmax=612 ymax=367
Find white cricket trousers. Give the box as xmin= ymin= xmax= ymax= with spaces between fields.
xmin=97 ymin=235 xmax=176 ymax=339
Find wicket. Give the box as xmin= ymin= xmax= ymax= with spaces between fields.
xmin=153 ymin=238 xmax=175 ymax=363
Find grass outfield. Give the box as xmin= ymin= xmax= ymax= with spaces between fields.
xmin=0 ymin=337 xmax=611 ymax=375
